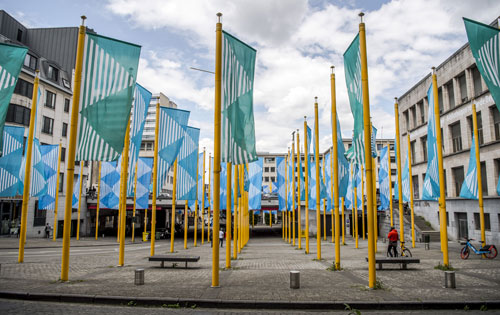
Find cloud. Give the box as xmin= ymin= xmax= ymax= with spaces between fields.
xmin=107 ymin=0 xmax=500 ymax=154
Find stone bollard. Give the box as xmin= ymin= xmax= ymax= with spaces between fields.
xmin=290 ymin=271 xmax=300 ymax=289
xmin=444 ymin=271 xmax=456 ymax=289
xmin=135 ymin=268 xmax=145 ymax=285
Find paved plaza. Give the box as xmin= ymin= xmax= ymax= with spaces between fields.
xmin=0 ymin=227 xmax=499 ymax=311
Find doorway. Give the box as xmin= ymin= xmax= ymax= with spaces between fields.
xmin=455 ymin=212 xmax=468 ymax=240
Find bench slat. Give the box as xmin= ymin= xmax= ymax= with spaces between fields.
xmin=149 ymin=256 xmax=200 ymax=262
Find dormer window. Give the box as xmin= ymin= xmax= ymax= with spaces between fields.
xmin=47 ymin=65 xmax=59 ymax=82
xmin=24 ymin=54 xmax=37 ymax=71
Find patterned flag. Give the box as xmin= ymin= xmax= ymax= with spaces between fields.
xmin=308 ymin=156 xmax=327 ymax=210
xmin=261 ymin=184 xmax=269 ymax=193
xmin=378 ymin=146 xmax=391 ymax=210
xmin=76 ymin=32 xmax=141 ymax=161
xmin=221 ymin=31 xmax=257 ymax=165
xmin=395 ymin=155 xmax=411 ymax=202
xmin=176 ymin=127 xmax=200 ymax=201
xmin=464 ymin=18 xmax=500 ymax=112
xmin=135 ymin=157 xmax=153 ymax=210
xmin=354 ymin=164 xmax=362 ymax=210
xmin=156 ymin=107 xmax=190 ymax=197
xmin=0 ymin=43 xmax=28 ymax=151
xmin=287 ymin=154 xmax=293 ymax=211
xmin=336 ymin=117 xmax=350 ymax=198
xmin=422 ymin=83 xmax=440 ymax=200
xmin=219 ymin=162 xmax=228 ymax=210
xmin=38 ymin=145 xmax=59 ymax=210
xmin=30 ymin=139 xmax=46 ymax=197
xmin=99 ymin=161 xmax=120 ymax=209
xmin=323 ymin=151 xmax=332 ymax=211
xmin=345 ymin=165 xmax=353 ymax=209
xmin=271 ymin=181 xmax=278 ymax=193
xmin=371 ymin=126 xmax=378 ymax=158
xmin=248 ymin=157 xmax=263 ymax=210
xmin=127 ymin=83 xmax=152 ymax=196
xmin=277 ymin=157 xmax=286 ymax=211
xmin=460 ymin=135 xmax=479 ymax=199
xmin=0 ymin=126 xmax=24 ymax=197
xmin=72 ymin=169 xmax=85 ymax=209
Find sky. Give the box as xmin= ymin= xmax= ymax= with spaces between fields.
xmin=4 ymin=0 xmax=500 ymax=158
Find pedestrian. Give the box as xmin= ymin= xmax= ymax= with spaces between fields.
xmin=387 ymin=226 xmax=398 ymax=257
xmin=45 ymin=223 xmax=51 ymax=239
xmin=219 ymin=229 xmax=224 ymax=247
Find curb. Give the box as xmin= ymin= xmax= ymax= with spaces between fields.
xmin=0 ymin=291 xmax=498 ymax=310
xmin=0 ymin=242 xmax=139 ymax=250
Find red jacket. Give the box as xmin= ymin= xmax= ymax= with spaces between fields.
xmin=388 ymin=229 xmax=398 ymax=242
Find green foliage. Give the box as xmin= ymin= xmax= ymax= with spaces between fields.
xmin=434 ymin=263 xmax=455 ymax=271
xmin=463 ymin=305 xmax=470 ymax=311
xmin=374 ymin=280 xmax=385 ymax=290
xmin=344 ymin=303 xmax=361 ymax=315
xmin=127 ymin=301 xmax=136 ymax=307
xmin=480 ymin=305 xmax=488 ymax=311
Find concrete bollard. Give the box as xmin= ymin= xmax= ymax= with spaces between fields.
xmin=425 ymin=243 xmax=430 ymax=250
xmin=290 ymin=271 xmax=300 ymax=289
xmin=135 ymin=268 xmax=145 ymax=285
xmin=444 ymin=271 xmax=456 ymax=289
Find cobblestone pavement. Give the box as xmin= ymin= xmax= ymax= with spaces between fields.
xmin=0 ymin=226 xmax=499 ymax=305
xmin=0 ymin=299 xmax=489 ymax=314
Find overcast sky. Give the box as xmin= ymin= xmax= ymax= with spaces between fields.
xmin=5 ymin=0 xmax=500 ymax=157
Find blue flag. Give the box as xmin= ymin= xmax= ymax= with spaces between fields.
xmin=277 ymin=157 xmax=286 ymax=211
xmin=336 ymin=117 xmax=350 ymax=199
xmin=38 ymin=145 xmax=59 ymax=210
xmin=378 ymin=146 xmax=391 ymax=210
xmin=345 ymin=164 xmax=353 ymax=209
xmin=176 ymin=127 xmax=200 ymax=201
xmin=460 ymin=135 xmax=479 ymax=200
xmin=248 ymin=158 xmax=263 ymax=209
xmin=0 ymin=126 xmax=24 ymax=197
xmin=135 ymin=157 xmax=153 ymax=210
xmin=99 ymin=161 xmax=120 ymax=209
xmin=422 ymin=83 xmax=440 ymax=200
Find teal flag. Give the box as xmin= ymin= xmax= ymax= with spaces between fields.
xmin=176 ymin=127 xmax=200 ymax=201
xmin=422 ymin=83 xmax=440 ymax=200
xmin=336 ymin=117 xmax=350 ymax=198
xmin=221 ymin=31 xmax=257 ymax=165
xmin=460 ymin=135 xmax=479 ymax=200
xmin=76 ymin=32 xmax=141 ymax=161
xmin=464 ymin=18 xmax=500 ymax=112
xmin=0 ymin=43 xmax=28 ymax=152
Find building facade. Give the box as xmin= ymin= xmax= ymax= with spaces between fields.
xmin=397 ymin=17 xmax=500 ymax=243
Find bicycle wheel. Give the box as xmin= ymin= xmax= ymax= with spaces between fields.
xmin=402 ymin=248 xmax=412 ymax=257
xmin=460 ymin=246 xmax=470 ymax=259
xmin=485 ymin=245 xmax=497 ymax=259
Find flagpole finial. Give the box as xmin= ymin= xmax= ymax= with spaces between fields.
xmin=315 ymin=96 xmax=318 ymax=103
xmin=394 ymin=97 xmax=398 ymax=102
xmin=304 ymin=116 xmax=307 ymax=121
xmin=331 ymin=66 xmax=335 ymax=74
xmin=358 ymin=12 xmax=365 ymax=22
xmin=81 ymin=16 xmax=87 ymax=25
xmin=431 ymin=66 xmax=436 ymax=75
xmin=216 ymin=12 xmax=222 ymax=23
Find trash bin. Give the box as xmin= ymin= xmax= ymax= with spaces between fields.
xmin=142 ymin=232 xmax=149 ymax=242
xmin=135 ymin=269 xmax=144 ymax=285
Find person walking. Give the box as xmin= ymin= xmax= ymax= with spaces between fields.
xmin=219 ymin=229 xmax=224 ymax=247
xmin=387 ymin=226 xmax=398 ymax=257
xmin=45 ymin=223 xmax=51 ymax=239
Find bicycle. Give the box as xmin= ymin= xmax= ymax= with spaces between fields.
xmin=387 ymin=240 xmax=412 ymax=257
xmin=460 ymin=238 xmax=497 ymax=259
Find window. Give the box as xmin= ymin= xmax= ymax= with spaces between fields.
xmin=47 ymin=65 xmax=59 ymax=82
xmin=404 ymin=110 xmax=409 ymax=131
xmin=446 ymin=81 xmax=455 ymax=109
xmin=452 ymin=166 xmax=464 ymax=197
xmin=418 ymin=101 xmax=425 ymax=124
xmin=17 ymin=29 xmax=23 ymax=42
xmin=264 ymin=157 xmax=275 ymax=163
xmin=421 ymin=136 xmax=427 ymax=162
xmin=472 ymin=66 xmax=483 ymax=97
xmin=61 ymin=147 xmax=66 ymax=162
xmin=14 ymin=78 xmax=33 ymax=98
xmin=450 ymin=122 xmax=462 ymax=152
xmin=140 ymin=142 xmax=146 ymax=150
xmin=412 ymin=175 xmax=419 ymax=199
xmin=438 ymin=87 xmax=444 ymax=113
xmin=6 ymin=104 xmax=30 ymax=126
xmin=411 ymin=106 xmax=417 ymax=129
xmin=458 ymin=73 xmax=467 ymax=103
xmin=391 ymin=169 xmax=396 ymax=176
xmin=410 ymin=140 xmax=416 ymax=164
xmin=42 ymin=116 xmax=54 ymax=134
xmin=390 ymin=156 xmax=395 ymax=164
xmin=480 ymin=161 xmax=487 ymax=196
xmin=64 ymin=98 xmax=70 ymax=112
xmin=45 ymin=91 xmax=56 ymax=109
xmin=444 ymin=169 xmax=448 ymax=197
xmin=264 ymin=177 xmax=269 ymax=182
xmin=270 ymin=167 xmax=275 ymax=172
xmin=59 ymin=173 xmax=64 ymax=193
xmin=377 ymin=143 xmax=383 ymax=150
xmin=264 ymin=167 xmax=269 ymax=172
xmin=467 ymin=112 xmax=483 ymax=145
xmin=492 ymin=106 xmax=500 ymax=141
xmin=474 ymin=213 xmax=491 ymax=231
xmin=271 ymin=177 xmax=276 ymax=182
xmin=389 ymin=143 xmax=394 ymax=151
xmin=24 ymin=54 xmax=37 ymax=71
xmin=33 ymin=201 xmax=46 ymax=227
xmin=62 ymin=123 xmax=68 ymax=137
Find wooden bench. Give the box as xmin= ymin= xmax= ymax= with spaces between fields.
xmin=149 ymin=255 xmax=200 ymax=269
xmin=365 ymin=257 xmax=420 ymax=270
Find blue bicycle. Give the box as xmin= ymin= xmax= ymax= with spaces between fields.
xmin=460 ymin=238 xmax=497 ymax=260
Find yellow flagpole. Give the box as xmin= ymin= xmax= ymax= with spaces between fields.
xmin=226 ymin=162 xmax=232 ymax=268
xmin=53 ymin=141 xmax=62 ymax=241
xmin=292 ymin=139 xmax=296 ymax=246
xmin=432 ymin=67 xmax=449 ymax=266
xmin=184 ymin=200 xmax=188 ymax=249
xmin=118 ymin=120 xmax=131 ymax=266
xmin=353 ymin=166 xmax=358 ymax=248
xmin=331 ymin=66 xmax=341 ymax=269
xmin=394 ymin=99 xmax=405 ymax=244
xmin=208 ymin=152 xmax=212 ymax=243
xmin=313 ymin=97 xmax=321 ymax=260
xmin=361 ymin=165 xmax=365 ymax=240
xmin=303 ymin=118 xmax=310 ymax=254
xmin=194 ymin=148 xmax=199 ymax=247
xmin=143 ymin=206 xmax=148 ymax=241
xmin=322 ymin=155 xmax=326 ymax=241
xmin=283 ymin=154 xmax=287 ymax=241
xmin=132 ymin=162 xmax=137 ymax=243
xmin=201 ymin=148 xmax=206 ymax=244
xmin=330 ymin=147 xmax=334 ymax=244
xmin=372 ymin=154 xmax=378 ymax=252
xmin=170 ymin=160 xmax=178 ymax=252
xmin=359 ymin=12 xmax=376 ymax=288
xmin=341 ymin=197 xmax=345 ymax=245
xmin=76 ymin=163 xmax=83 ymax=241
xmin=95 ymin=162 xmax=102 ymax=240
xmin=296 ymin=130 xmax=301 ymax=249
xmin=60 ymin=16 xmax=86 ymax=281
xmin=288 ymin=150 xmax=291 ymax=243
xmin=212 ymin=12 xmax=223 ymax=287
xmin=269 ymin=211 xmax=272 ymax=227
xmin=407 ymin=135 xmax=416 ymax=248
xmin=238 ymin=165 xmax=243 ymax=253
xmin=472 ymin=103 xmax=485 ymax=248
xmin=150 ymin=97 xmax=160 ymax=256
xmin=18 ymin=70 xmax=40 ymax=262
xmin=233 ymin=164 xmax=238 ymax=259
xmin=387 ymin=145 xmax=394 ymax=226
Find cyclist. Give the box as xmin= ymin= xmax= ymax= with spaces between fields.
xmin=387 ymin=226 xmax=398 ymax=257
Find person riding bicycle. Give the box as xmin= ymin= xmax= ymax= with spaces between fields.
xmin=387 ymin=226 xmax=398 ymax=257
